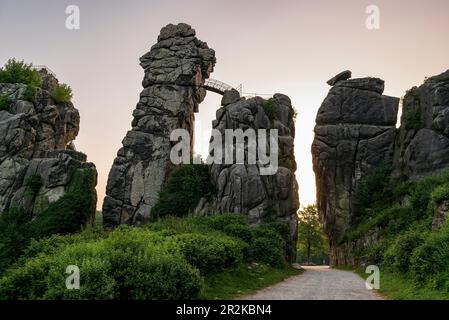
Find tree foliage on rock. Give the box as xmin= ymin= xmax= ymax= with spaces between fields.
xmin=151 ymin=164 xmax=215 ymax=219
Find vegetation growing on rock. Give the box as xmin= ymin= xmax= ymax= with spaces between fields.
xmin=151 ymin=164 xmax=215 ymax=219
xmin=51 ymin=83 xmax=73 ymax=103
xmin=0 ymin=168 xmax=97 ymax=274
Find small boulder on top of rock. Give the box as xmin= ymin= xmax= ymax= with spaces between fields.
xmin=221 ymin=89 xmax=240 ymax=106
xmin=327 ymin=70 xmax=352 ymax=86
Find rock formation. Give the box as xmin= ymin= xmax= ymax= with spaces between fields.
xmin=102 ymin=23 xmax=300 ymax=260
xmin=312 ymin=72 xmax=399 ymax=264
xmin=102 ymin=23 xmax=216 ymax=228
xmin=393 ymin=70 xmax=449 ymax=180
xmin=0 ymin=68 xmax=97 ymax=220
xmin=195 ymin=92 xmax=299 ymax=259
xmin=313 ymin=69 xmax=449 ymax=265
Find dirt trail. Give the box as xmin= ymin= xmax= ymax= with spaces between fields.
xmin=242 ymin=266 xmax=384 ymax=300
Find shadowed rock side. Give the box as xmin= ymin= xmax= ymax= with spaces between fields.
xmin=393 ymin=70 xmax=449 ymax=180
xmin=102 ymin=23 xmax=216 ymax=229
xmin=195 ymin=92 xmax=299 ymax=261
xmin=0 ymin=69 xmax=97 ymax=219
xmin=312 ymin=74 xmax=399 ymax=265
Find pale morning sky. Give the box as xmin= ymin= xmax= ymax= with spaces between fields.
xmin=1 ymin=0 xmax=448 ymax=209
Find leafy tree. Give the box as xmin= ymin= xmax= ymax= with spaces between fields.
xmin=297 ymin=205 xmax=329 ymax=265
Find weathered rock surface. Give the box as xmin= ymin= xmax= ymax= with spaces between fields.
xmin=313 ymin=69 xmax=449 ymax=265
xmin=326 ymin=70 xmax=352 ymax=86
xmin=102 ymin=23 xmax=216 ymax=228
xmin=0 ymin=69 xmax=97 ymax=218
xmin=312 ymin=72 xmax=399 ymax=264
xmin=195 ymin=93 xmax=299 ymax=260
xmin=393 ymin=70 xmax=449 ymax=180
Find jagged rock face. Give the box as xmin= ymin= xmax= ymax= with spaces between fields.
xmin=393 ymin=70 xmax=449 ymax=180
xmin=195 ymin=93 xmax=299 ymax=260
xmin=0 ymin=69 xmax=97 ymax=218
xmin=102 ymin=23 xmax=216 ymax=229
xmin=312 ymin=74 xmax=399 ymax=263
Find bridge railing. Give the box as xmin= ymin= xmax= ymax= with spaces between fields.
xmin=203 ymin=78 xmax=273 ymax=98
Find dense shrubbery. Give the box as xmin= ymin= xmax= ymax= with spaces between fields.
xmin=0 ymin=59 xmax=42 ymax=87
xmin=0 ymin=213 xmax=292 ymax=299
xmin=383 ymin=229 xmax=426 ymax=273
xmin=0 ymin=59 xmax=42 ymax=103
xmin=0 ymin=168 xmax=97 ymax=274
xmin=410 ymin=222 xmax=449 ymax=289
xmin=51 ymin=84 xmax=73 ymax=103
xmin=348 ymin=168 xmax=449 ymax=293
xmin=174 ymin=233 xmax=245 ymax=274
xmin=151 ymin=164 xmax=215 ymax=219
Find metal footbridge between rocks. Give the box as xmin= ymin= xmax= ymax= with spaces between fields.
xmin=203 ymin=78 xmax=272 ymax=98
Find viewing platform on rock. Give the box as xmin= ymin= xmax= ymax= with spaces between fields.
xmin=203 ymin=78 xmax=272 ymax=98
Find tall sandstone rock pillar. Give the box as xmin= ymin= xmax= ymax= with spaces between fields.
xmin=103 ymin=23 xmax=216 ymax=229
xmin=312 ymin=72 xmax=399 ymax=265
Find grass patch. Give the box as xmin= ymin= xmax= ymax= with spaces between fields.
xmin=345 ymin=265 xmax=449 ymax=300
xmin=51 ymin=84 xmax=72 ymax=103
xmin=202 ymin=264 xmax=303 ymax=300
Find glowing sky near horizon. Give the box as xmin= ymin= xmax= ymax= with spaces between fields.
xmin=1 ymin=0 xmax=449 ymax=210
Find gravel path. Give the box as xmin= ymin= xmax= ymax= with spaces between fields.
xmin=242 ymin=266 xmax=384 ymax=300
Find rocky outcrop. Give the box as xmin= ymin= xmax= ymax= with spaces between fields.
xmin=102 ymin=23 xmax=216 ymax=229
xmin=393 ymin=70 xmax=449 ymax=180
xmin=0 ymin=69 xmax=97 ymax=220
xmin=312 ymin=72 xmax=399 ymax=264
xmin=313 ymin=70 xmax=449 ymax=265
xmin=195 ymin=93 xmax=299 ymax=260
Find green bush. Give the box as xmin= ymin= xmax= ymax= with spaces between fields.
xmin=51 ymin=84 xmax=73 ymax=103
xmin=0 ymin=168 xmax=96 ymax=274
xmin=403 ymin=108 xmax=423 ymax=130
xmin=249 ymin=223 xmax=287 ymax=266
xmin=0 ymin=209 xmax=33 ymax=273
xmin=410 ymin=222 xmax=449 ymax=287
xmin=361 ymin=242 xmax=386 ymax=265
xmin=262 ymin=98 xmax=276 ymax=121
xmin=222 ymin=223 xmax=253 ymax=243
xmin=0 ymin=94 xmax=10 ymax=111
xmin=0 ymin=227 xmax=203 ymax=300
xmin=353 ymin=164 xmax=392 ymax=220
xmin=0 ymin=59 xmax=42 ymax=104
xmin=151 ymin=164 xmax=215 ymax=219
xmin=23 ymin=85 xmax=37 ymax=103
xmin=431 ymin=183 xmax=449 ymax=204
xmin=250 ymin=236 xmax=286 ymax=267
xmin=174 ymin=233 xmax=244 ymax=274
xmin=383 ymin=230 xmax=425 ymax=273
xmin=0 ymin=59 xmax=42 ymax=87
